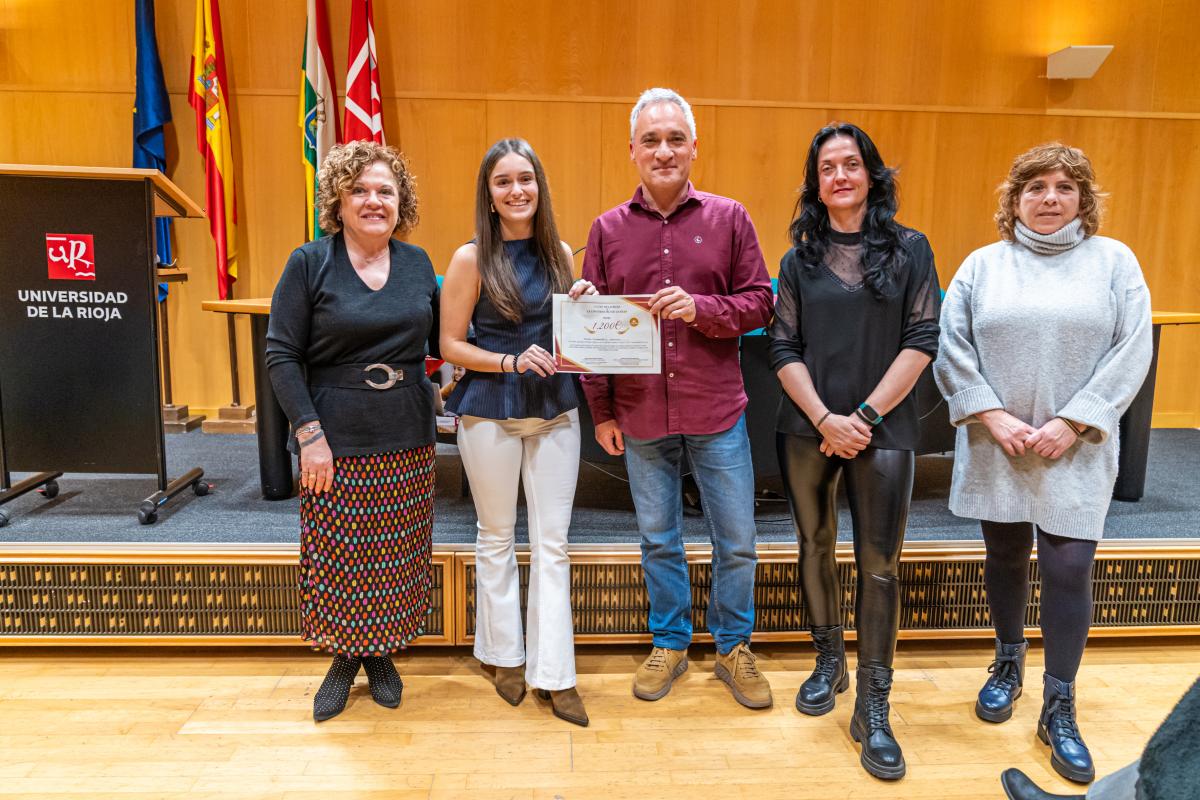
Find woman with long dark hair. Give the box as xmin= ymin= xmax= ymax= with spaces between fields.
xmin=440 ymin=138 xmax=596 ymax=727
xmin=768 ymin=123 xmax=941 ymax=780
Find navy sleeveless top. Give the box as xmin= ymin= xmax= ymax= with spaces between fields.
xmin=446 ymin=238 xmax=578 ymax=420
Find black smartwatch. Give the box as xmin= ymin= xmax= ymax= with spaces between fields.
xmin=856 ymin=402 xmax=883 ymax=427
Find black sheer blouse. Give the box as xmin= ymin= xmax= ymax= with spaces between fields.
xmin=768 ymin=227 xmax=941 ymax=451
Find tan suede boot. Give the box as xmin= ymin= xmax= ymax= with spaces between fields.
xmin=494 ymin=665 xmax=526 ymax=706
xmin=633 ymin=646 xmax=689 ymax=700
xmin=714 ymin=642 xmax=773 ymax=709
xmin=536 ymin=687 xmax=589 ymax=727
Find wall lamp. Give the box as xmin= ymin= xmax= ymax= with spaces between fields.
xmin=1046 ymin=45 xmax=1114 ymax=79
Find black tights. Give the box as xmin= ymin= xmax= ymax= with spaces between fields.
xmin=981 ymin=521 xmax=1097 ymax=681
xmin=777 ymin=433 xmax=914 ymax=669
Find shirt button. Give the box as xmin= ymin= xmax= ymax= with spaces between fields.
xmin=664 ymin=278 xmax=672 ymax=285
xmin=663 ymin=220 xmax=668 ymax=225
xmin=668 ymin=342 xmax=674 ymax=347
xmin=668 ymin=372 xmax=675 ymax=378
xmin=663 ymin=248 xmax=670 ymax=254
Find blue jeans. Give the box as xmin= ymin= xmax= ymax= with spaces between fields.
xmin=624 ymin=415 xmax=758 ymax=654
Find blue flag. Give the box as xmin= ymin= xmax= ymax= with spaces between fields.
xmin=133 ymin=0 xmax=173 ymax=302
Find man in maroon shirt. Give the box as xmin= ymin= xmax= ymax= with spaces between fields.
xmin=581 ymin=88 xmax=775 ymax=709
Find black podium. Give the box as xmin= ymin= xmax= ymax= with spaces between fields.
xmin=0 ymin=165 xmax=208 ymax=525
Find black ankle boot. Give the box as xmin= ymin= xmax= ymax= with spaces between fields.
xmin=361 ymin=654 xmax=403 ymax=709
xmin=1000 ymin=768 xmax=1085 ymax=799
xmin=795 ymin=625 xmax=848 ymax=715
xmin=313 ymin=654 xmax=360 ymax=722
xmin=976 ymin=639 xmax=1027 ymax=722
xmin=849 ymin=665 xmax=905 ymax=780
xmin=1037 ymin=674 xmax=1095 ymax=784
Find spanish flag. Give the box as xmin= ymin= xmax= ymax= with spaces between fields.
xmin=188 ymin=0 xmax=237 ymax=299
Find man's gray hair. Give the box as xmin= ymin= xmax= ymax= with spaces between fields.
xmin=629 ymin=88 xmax=696 ymax=140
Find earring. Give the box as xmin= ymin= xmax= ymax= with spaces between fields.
xmin=490 ymin=203 xmax=496 ymax=213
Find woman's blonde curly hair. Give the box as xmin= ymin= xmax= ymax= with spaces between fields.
xmin=316 ymin=141 xmax=419 ymax=236
xmin=995 ymin=142 xmax=1106 ymax=241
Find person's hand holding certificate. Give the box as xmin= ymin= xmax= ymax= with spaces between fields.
xmin=552 ymin=294 xmax=661 ymax=374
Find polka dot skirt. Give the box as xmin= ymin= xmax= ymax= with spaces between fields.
xmin=299 ymin=446 xmax=435 ymax=656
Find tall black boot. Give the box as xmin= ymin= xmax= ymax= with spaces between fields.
xmin=976 ymin=639 xmax=1027 ymax=722
xmin=361 ymin=654 xmax=403 ymax=708
xmin=313 ymin=654 xmax=360 ymax=722
xmin=795 ymin=625 xmax=848 ymax=715
xmin=849 ymin=665 xmax=905 ymax=780
xmin=1037 ymin=674 xmax=1095 ymax=784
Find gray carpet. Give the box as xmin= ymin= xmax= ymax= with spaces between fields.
xmin=2 ymin=428 xmax=1197 ymax=544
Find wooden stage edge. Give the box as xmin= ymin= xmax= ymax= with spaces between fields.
xmin=4 ymin=539 xmax=1200 ymax=645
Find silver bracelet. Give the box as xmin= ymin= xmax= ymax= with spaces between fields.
xmin=295 ymin=423 xmax=321 ymax=436
xmin=298 ymin=429 xmax=326 ymax=449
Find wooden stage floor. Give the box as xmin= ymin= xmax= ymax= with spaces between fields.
xmin=1 ymin=639 xmax=1197 ymax=798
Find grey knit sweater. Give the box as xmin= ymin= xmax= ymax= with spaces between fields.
xmin=933 ymin=232 xmax=1153 ymax=539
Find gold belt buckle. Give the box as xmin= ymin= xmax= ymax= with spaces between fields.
xmin=364 ymin=363 xmax=402 ymax=390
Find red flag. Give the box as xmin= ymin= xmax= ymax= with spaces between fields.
xmin=343 ymin=0 xmax=384 ymax=143
xmin=188 ymin=0 xmax=238 ymax=299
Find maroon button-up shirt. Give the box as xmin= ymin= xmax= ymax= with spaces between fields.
xmin=580 ymin=184 xmax=773 ymax=440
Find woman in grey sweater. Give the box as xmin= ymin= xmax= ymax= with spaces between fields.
xmin=934 ymin=143 xmax=1152 ymax=785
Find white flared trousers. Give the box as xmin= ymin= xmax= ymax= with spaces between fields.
xmin=457 ymin=409 xmax=579 ymax=690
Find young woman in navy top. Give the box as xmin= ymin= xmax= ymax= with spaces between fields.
xmin=440 ymin=138 xmax=596 ymax=727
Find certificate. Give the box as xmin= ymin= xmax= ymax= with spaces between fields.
xmin=551 ymin=294 xmax=661 ymax=374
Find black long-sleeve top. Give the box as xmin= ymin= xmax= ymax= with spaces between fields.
xmin=265 ymin=233 xmax=440 ymax=458
xmin=768 ymin=226 xmax=940 ymax=451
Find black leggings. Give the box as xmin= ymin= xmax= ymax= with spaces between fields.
xmin=777 ymin=433 xmax=914 ymax=669
xmin=981 ymin=521 xmax=1097 ymax=681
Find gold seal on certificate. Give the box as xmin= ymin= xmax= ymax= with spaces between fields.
xmin=552 ymin=294 xmax=661 ymax=374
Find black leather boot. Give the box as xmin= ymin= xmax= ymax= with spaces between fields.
xmin=1037 ymin=674 xmax=1095 ymax=784
xmin=313 ymin=654 xmax=360 ymax=722
xmin=976 ymin=639 xmax=1027 ymax=722
xmin=849 ymin=665 xmax=905 ymax=780
xmin=361 ymin=654 xmax=403 ymax=709
xmin=795 ymin=625 xmax=848 ymax=715
xmin=1000 ymin=768 xmax=1085 ymax=799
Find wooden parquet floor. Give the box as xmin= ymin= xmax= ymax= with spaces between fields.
xmin=1 ymin=639 xmax=1197 ymax=799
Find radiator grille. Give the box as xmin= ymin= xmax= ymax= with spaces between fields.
xmin=462 ymin=555 xmax=1200 ymax=637
xmin=0 ymin=561 xmax=445 ymax=638
xmin=3 ymin=550 xmax=1198 ymax=641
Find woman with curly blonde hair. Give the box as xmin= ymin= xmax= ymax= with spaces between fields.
xmin=934 ymin=142 xmax=1152 ymax=784
xmin=266 ymin=141 xmax=439 ymax=722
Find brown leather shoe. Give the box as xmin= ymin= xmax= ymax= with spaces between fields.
xmin=494 ymin=665 xmax=526 ymax=706
xmin=536 ymin=687 xmax=589 ymax=727
xmin=714 ymin=642 xmax=773 ymax=709
xmin=633 ymin=646 xmax=689 ymax=700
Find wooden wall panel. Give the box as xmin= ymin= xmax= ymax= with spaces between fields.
xmin=1154 ymin=0 xmax=1200 ymax=113
xmin=709 ymin=106 xmax=827 ymax=262
xmin=389 ymin=99 xmax=488 ymax=272
xmin=2 ymin=0 xmax=1198 ymax=422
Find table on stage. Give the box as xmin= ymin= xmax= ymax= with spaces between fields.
xmin=201 ymin=299 xmax=292 ymax=500
xmin=207 ymin=300 xmax=1198 ymax=503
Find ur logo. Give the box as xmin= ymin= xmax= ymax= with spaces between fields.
xmin=45 ymin=233 xmax=96 ymax=280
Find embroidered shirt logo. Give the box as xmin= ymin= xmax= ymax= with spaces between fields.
xmin=693 ymin=235 xmax=703 ymax=245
